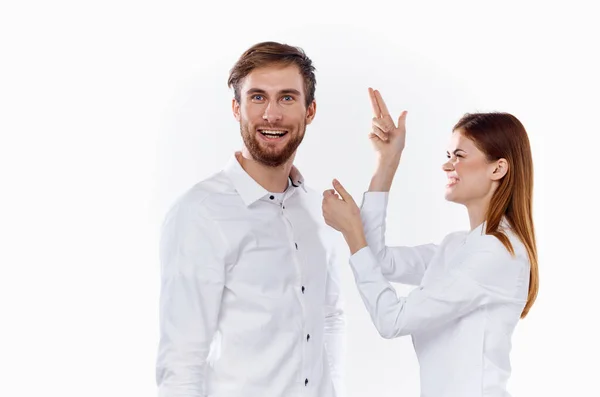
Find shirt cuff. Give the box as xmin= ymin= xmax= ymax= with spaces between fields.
xmin=349 ymin=245 xmax=379 ymax=275
xmin=359 ymin=191 xmax=389 ymax=212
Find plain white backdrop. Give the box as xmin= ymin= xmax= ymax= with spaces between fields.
xmin=1 ymin=1 xmax=599 ymax=396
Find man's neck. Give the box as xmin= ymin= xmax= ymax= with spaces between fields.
xmin=237 ymin=150 xmax=294 ymax=193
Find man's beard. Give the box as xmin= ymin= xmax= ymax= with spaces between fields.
xmin=240 ymin=120 xmax=306 ymax=167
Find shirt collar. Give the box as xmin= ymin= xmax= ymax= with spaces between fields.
xmin=465 ymin=217 xmax=511 ymax=244
xmin=289 ymin=163 xmax=306 ymax=191
xmin=224 ymin=152 xmax=307 ymax=207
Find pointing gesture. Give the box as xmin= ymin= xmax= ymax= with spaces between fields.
xmin=368 ymin=87 xmax=407 ymax=159
xmin=322 ymin=179 xmax=367 ymax=254
xmin=322 ymin=179 xmax=360 ymax=234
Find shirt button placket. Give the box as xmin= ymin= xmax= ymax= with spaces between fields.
xmin=281 ymin=200 xmax=309 ymax=389
xmin=289 ymin=213 xmax=309 ymax=391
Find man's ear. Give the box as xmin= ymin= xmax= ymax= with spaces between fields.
xmin=232 ymin=98 xmax=241 ymax=122
xmin=305 ymin=100 xmax=316 ymax=125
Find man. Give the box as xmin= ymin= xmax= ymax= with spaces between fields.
xmin=156 ymin=41 xmax=346 ymax=397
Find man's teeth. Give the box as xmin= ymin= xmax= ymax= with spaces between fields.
xmin=260 ymin=130 xmax=287 ymax=136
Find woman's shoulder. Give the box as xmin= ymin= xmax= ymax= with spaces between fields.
xmin=460 ymin=228 xmax=529 ymax=288
xmin=441 ymin=221 xmax=530 ymax=267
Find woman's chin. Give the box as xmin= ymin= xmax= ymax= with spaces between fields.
xmin=444 ymin=191 xmax=460 ymax=204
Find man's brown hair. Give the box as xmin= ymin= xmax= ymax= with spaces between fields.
xmin=227 ymin=41 xmax=316 ymax=108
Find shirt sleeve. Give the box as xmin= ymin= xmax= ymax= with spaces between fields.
xmin=348 ymin=238 xmax=526 ymax=339
xmin=360 ymin=192 xmax=438 ymax=285
xmin=156 ymin=200 xmax=227 ymax=397
xmin=323 ymin=231 xmax=347 ymax=397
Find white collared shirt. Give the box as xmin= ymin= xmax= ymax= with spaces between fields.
xmin=349 ymin=192 xmax=530 ymax=397
xmin=156 ymin=153 xmax=346 ymax=397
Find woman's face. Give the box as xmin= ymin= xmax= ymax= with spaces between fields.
xmin=442 ymin=130 xmax=506 ymax=206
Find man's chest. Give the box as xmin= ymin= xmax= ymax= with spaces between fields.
xmin=216 ymin=205 xmax=332 ymax=299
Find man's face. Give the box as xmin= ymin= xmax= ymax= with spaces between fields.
xmin=232 ymin=64 xmax=316 ymax=167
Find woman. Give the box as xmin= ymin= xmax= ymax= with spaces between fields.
xmin=322 ymin=88 xmax=538 ymax=396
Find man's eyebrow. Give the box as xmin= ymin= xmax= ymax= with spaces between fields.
xmin=279 ymin=89 xmax=301 ymax=95
xmin=245 ymin=88 xmax=302 ymax=95
xmin=246 ymin=88 xmax=267 ymax=95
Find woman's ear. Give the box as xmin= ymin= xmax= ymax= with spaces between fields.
xmin=491 ymin=158 xmax=509 ymax=180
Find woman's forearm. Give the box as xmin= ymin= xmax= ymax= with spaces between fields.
xmin=368 ymin=155 xmax=401 ymax=192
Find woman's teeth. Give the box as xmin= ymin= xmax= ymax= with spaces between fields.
xmin=447 ymin=177 xmax=459 ymax=186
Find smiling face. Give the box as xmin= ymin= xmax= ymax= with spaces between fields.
xmin=232 ymin=63 xmax=316 ymax=167
xmin=442 ymin=129 xmax=507 ymax=206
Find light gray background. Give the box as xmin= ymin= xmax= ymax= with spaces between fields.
xmin=1 ymin=1 xmax=598 ymax=396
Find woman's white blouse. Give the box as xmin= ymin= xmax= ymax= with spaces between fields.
xmin=349 ymin=192 xmax=530 ymax=397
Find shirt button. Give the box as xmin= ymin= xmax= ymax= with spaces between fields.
xmin=269 ymin=195 xmax=274 ymax=200
xmin=307 ymin=334 xmax=310 ymax=341
xmin=301 ymin=286 xmax=305 ymax=294
xmin=295 ymin=242 xmax=298 ymax=250
xmin=305 ymin=378 xmax=308 ymax=386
